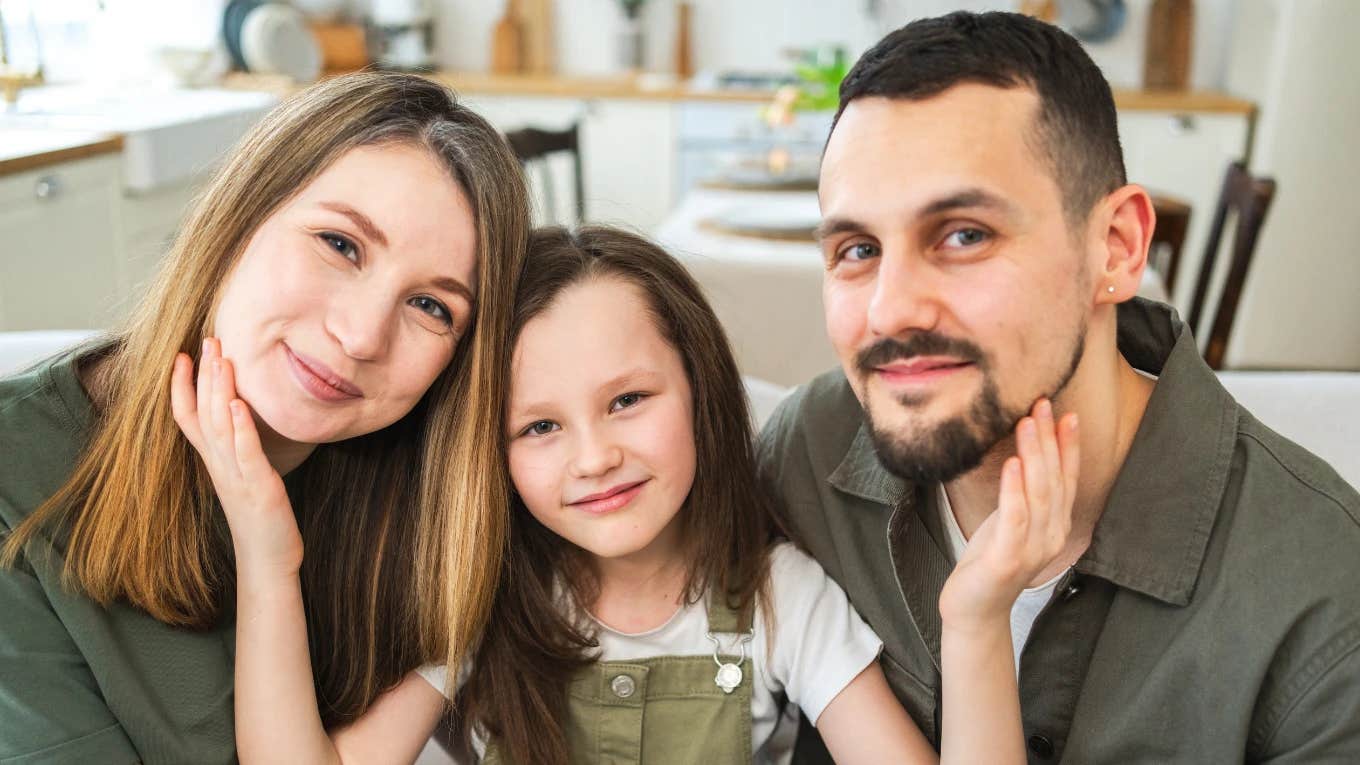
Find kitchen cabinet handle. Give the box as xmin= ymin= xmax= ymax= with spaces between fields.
xmin=34 ymin=175 xmax=61 ymax=200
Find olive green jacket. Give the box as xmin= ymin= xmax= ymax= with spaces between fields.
xmin=757 ymin=299 xmax=1360 ymax=764
xmin=0 ymin=349 xmax=237 ymax=764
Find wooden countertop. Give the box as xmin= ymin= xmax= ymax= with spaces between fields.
xmin=0 ymin=130 xmax=123 ymax=177
xmin=226 ymin=71 xmax=1257 ymax=114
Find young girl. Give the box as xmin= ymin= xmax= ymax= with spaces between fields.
xmin=191 ymin=226 xmax=1079 ymax=764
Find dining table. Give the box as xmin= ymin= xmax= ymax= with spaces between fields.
xmin=655 ymin=187 xmax=1171 ymax=388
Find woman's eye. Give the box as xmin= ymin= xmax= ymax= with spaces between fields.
xmin=610 ymin=392 xmax=646 ymax=412
xmin=409 ymin=295 xmax=452 ymax=325
xmin=943 ymin=228 xmax=989 ymax=248
xmin=320 ymin=232 xmax=359 ymax=262
xmin=838 ymin=241 xmax=880 ymax=263
xmin=521 ymin=420 xmax=559 ymax=437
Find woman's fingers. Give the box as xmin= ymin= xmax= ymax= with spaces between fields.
xmin=1034 ymin=399 xmax=1064 ymax=522
xmin=1016 ymin=411 xmax=1052 ymax=539
xmin=230 ymin=399 xmax=273 ymax=484
xmin=170 ymin=352 xmax=203 ymax=450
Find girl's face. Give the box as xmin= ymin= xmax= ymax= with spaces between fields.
xmin=506 ymin=277 xmax=697 ymax=565
xmin=212 ymin=142 xmax=478 ymax=446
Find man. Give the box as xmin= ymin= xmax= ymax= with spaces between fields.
xmin=757 ymin=11 xmax=1360 ymax=763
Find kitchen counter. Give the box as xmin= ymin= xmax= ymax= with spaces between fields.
xmin=0 ymin=129 xmax=123 ymax=177
xmin=223 ymin=71 xmax=1257 ymax=114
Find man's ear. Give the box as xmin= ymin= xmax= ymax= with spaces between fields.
xmin=1091 ymin=184 xmax=1155 ymax=304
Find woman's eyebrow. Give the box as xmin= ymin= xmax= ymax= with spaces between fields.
xmin=430 ymin=277 xmax=476 ymax=307
xmin=318 ymin=201 xmax=389 ymax=248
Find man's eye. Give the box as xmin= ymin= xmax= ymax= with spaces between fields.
xmin=943 ymin=228 xmax=988 ymax=248
xmin=320 ymin=233 xmax=358 ymax=262
xmin=838 ymin=242 xmax=880 ymax=262
xmin=610 ymin=392 xmax=646 ymax=412
xmin=521 ymin=420 xmax=559 ymax=437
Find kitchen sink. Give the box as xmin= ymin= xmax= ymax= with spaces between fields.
xmin=0 ymin=86 xmax=279 ymax=192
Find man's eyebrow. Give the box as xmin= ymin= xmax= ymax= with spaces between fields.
xmin=814 ymin=217 xmax=868 ymax=242
xmin=318 ymin=201 xmax=389 ymax=248
xmin=918 ymin=188 xmax=1017 ymax=218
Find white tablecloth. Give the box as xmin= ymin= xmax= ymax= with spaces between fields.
xmin=656 ymin=189 xmax=1169 ymax=387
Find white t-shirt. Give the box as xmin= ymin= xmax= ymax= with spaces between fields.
xmin=937 ymin=485 xmax=1066 ymax=672
xmin=418 ymin=542 xmax=882 ymax=764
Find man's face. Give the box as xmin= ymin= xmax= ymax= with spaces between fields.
xmin=818 ymin=84 xmax=1093 ymax=483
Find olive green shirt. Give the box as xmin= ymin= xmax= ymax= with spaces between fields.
xmin=757 ymin=299 xmax=1360 ymax=764
xmin=0 ymin=348 xmax=237 ymax=764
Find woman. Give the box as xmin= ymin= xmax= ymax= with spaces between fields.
xmin=0 ymin=72 xmax=528 ymax=763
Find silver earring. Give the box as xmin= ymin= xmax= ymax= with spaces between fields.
xmin=1106 ymin=285 xmax=1116 ymax=293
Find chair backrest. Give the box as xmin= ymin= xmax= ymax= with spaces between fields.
xmin=1149 ymin=194 xmax=1192 ymax=294
xmin=505 ymin=123 xmax=585 ymax=224
xmin=1187 ymin=161 xmax=1277 ymax=369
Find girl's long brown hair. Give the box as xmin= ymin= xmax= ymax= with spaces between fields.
xmin=1 ymin=72 xmax=529 ymax=725
xmin=457 ymin=226 xmax=779 ymax=763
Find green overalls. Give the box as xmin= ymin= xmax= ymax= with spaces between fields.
xmin=486 ymin=598 xmax=757 ymax=764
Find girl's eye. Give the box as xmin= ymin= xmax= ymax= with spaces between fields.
xmin=943 ymin=228 xmax=989 ymax=249
xmin=521 ymin=420 xmax=559 ymax=437
xmin=837 ymin=241 xmax=880 ymax=263
xmin=320 ymin=232 xmax=359 ymax=262
xmin=409 ymin=295 xmax=453 ymax=325
xmin=610 ymin=392 xmax=646 ymax=412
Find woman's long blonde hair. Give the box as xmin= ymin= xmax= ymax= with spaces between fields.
xmin=1 ymin=72 xmax=529 ymax=724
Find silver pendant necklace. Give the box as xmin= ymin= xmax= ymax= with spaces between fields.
xmin=706 ymin=629 xmax=755 ymax=694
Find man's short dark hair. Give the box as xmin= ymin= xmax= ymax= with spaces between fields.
xmin=833 ymin=11 xmax=1127 ymax=225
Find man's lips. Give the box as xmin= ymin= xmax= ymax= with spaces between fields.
xmin=285 ymin=345 xmax=364 ymax=400
xmin=568 ymin=479 xmax=649 ymax=514
xmin=874 ymin=357 xmax=974 ymax=382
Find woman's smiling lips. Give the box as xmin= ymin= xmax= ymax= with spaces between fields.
xmin=284 ymin=344 xmax=364 ymax=402
xmin=567 ymin=479 xmax=650 ymax=515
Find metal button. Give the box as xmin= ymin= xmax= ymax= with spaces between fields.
xmin=1028 ymin=734 xmax=1055 ymax=759
xmin=1062 ymin=578 xmax=1083 ymax=601
xmin=610 ymin=674 xmax=636 ymax=699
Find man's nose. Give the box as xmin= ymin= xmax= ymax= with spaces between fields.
xmin=866 ymin=249 xmax=943 ymax=338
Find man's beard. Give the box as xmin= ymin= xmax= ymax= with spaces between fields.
xmin=858 ymin=325 xmax=1086 ymax=485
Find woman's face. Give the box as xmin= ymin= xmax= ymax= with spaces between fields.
xmin=506 ymin=277 xmax=697 ymax=565
xmin=212 ymin=142 xmax=478 ymax=446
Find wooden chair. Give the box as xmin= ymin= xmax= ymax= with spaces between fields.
xmin=1187 ymin=161 xmax=1277 ymax=370
xmin=505 ymin=123 xmax=585 ymax=224
xmin=1149 ymin=194 xmax=1192 ymax=293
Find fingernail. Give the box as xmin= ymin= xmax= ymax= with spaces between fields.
xmin=1068 ymin=413 xmax=1079 ymax=430
xmin=1038 ymin=399 xmax=1052 ymax=419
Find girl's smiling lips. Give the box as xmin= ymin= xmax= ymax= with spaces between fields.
xmin=568 ymin=479 xmax=650 ymax=515
xmin=285 ymin=344 xmax=364 ymax=401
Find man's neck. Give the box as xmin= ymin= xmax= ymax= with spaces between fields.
xmin=945 ymin=351 xmax=1156 ymax=583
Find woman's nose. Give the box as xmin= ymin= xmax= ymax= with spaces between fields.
xmin=325 ymin=292 xmax=395 ymax=362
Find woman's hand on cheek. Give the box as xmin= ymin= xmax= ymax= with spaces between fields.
xmin=172 ymin=337 xmax=304 ymax=582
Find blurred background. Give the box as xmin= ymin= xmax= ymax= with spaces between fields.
xmin=2 ymin=0 xmax=1357 ymax=381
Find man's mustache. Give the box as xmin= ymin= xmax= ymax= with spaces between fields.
xmin=856 ymin=333 xmax=987 ymax=374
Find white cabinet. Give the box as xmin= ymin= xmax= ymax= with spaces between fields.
xmin=0 ymin=155 xmax=125 ymax=330
xmin=0 ymin=155 xmax=198 ymax=331
xmin=1118 ymin=111 xmax=1253 ymax=310
xmin=458 ymin=95 xmax=676 ymax=231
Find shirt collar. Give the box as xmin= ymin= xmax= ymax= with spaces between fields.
xmin=1078 ymin=298 xmax=1239 ymax=606
xmin=825 ymin=298 xmax=1239 ymax=607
